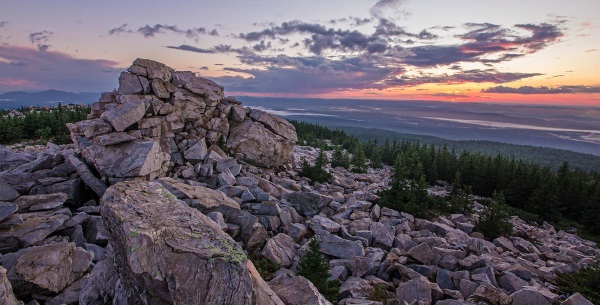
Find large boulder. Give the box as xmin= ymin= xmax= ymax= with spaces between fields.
xmin=269 ymin=272 xmax=332 ymax=305
xmin=227 ymin=112 xmax=296 ymax=168
xmin=0 ymin=266 xmax=20 ymax=305
xmin=100 ymin=181 xmax=278 ymax=304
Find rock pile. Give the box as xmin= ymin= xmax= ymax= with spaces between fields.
xmin=68 ymin=58 xmax=297 ymax=184
xmin=0 ymin=58 xmax=597 ymax=305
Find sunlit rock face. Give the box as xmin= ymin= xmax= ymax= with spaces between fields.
xmin=67 ymin=58 xmax=297 ymax=184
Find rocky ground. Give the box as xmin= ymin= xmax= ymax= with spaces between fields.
xmin=0 ymin=59 xmax=597 ymax=305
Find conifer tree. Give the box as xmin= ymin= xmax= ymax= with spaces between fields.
xmin=297 ymin=238 xmax=340 ymax=302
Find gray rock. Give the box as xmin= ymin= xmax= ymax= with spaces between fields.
xmin=172 ymin=71 xmax=223 ymax=104
xmin=227 ymin=118 xmax=296 ymax=169
xmin=117 ymin=72 xmax=145 ymax=95
xmin=408 ymin=242 xmax=436 ymax=265
xmin=396 ymin=276 xmax=432 ymax=305
xmin=184 ymin=138 xmax=208 ymax=162
xmin=370 ymin=222 xmax=394 ymax=250
xmin=6 ymin=242 xmax=92 ymax=297
xmin=207 ymin=211 xmax=228 ymax=231
xmin=13 ymin=192 xmax=68 ymax=212
xmin=228 ymin=210 xmax=268 ymax=251
xmin=472 ymin=283 xmax=512 ymax=305
xmin=61 ymin=150 xmax=107 ymax=197
xmin=0 ymin=210 xmax=69 ymax=253
xmin=78 ymin=258 xmax=120 ymax=305
xmin=261 ymin=233 xmax=297 ymax=268
xmin=310 ymin=215 xmax=342 ymax=233
xmin=230 ymin=104 xmax=247 ymax=123
xmin=316 ymin=229 xmax=365 ymax=259
xmin=131 ymin=58 xmax=173 ymax=82
xmin=269 ymin=273 xmax=332 ymax=305
xmin=0 ymin=145 xmax=31 ymax=171
xmin=339 ymin=276 xmax=373 ymax=299
xmin=248 ymin=109 xmax=298 ymax=142
xmin=282 ymin=192 xmax=325 ymax=217
xmin=157 ymin=177 xmax=240 ymax=216
xmin=0 ymin=266 xmax=20 ymax=305
xmin=0 ymin=177 xmax=20 ymax=202
xmin=100 ymin=96 xmax=147 ymax=132
xmin=101 ymin=181 xmax=278 ymax=304
xmin=85 ymin=216 xmax=109 ymax=246
xmin=286 ymin=223 xmax=309 ymax=243
xmin=494 ymin=236 xmax=520 ymax=254
xmin=511 ymin=288 xmax=551 ymax=305
xmin=458 ymin=279 xmax=478 ymax=298
xmin=498 ymin=272 xmax=528 ymax=293
xmin=0 ymin=202 xmax=18 ymax=223
xmin=436 ymin=269 xmax=456 ymax=290
xmin=45 ymin=275 xmax=87 ymax=305
xmin=217 ymin=168 xmax=237 ymax=186
xmin=561 ymin=293 xmax=594 ymax=305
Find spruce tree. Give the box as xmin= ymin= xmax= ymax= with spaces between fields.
xmin=297 ymin=238 xmax=340 ymax=302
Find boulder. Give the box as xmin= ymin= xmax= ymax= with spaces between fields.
xmin=0 ymin=209 xmax=69 ymax=253
xmin=157 ymin=177 xmax=240 ymax=216
xmin=5 ymin=242 xmax=92 ymax=297
xmin=472 ymin=283 xmax=512 ymax=305
xmin=511 ymin=288 xmax=551 ymax=305
xmin=248 ymin=109 xmax=298 ymax=142
xmin=0 ymin=145 xmax=30 ymax=171
xmin=261 ymin=233 xmax=298 ymax=268
xmin=396 ymin=276 xmax=432 ymax=305
xmin=13 ymin=192 xmax=68 ymax=212
xmin=130 ymin=58 xmax=174 ymax=82
xmin=100 ymin=96 xmax=148 ymax=132
xmin=227 ymin=118 xmax=295 ymax=168
xmin=282 ymin=192 xmax=325 ymax=217
xmin=316 ymin=230 xmax=365 ymax=259
xmin=0 ymin=266 xmax=20 ymax=305
xmin=407 ymin=242 xmax=436 ymax=265
xmin=0 ymin=202 xmax=18 ymax=223
xmin=100 ymin=181 xmax=278 ymax=304
xmin=269 ymin=273 xmax=332 ymax=305
xmin=172 ymin=71 xmax=223 ymax=104
xmin=0 ymin=177 xmax=20 ymax=201
xmin=561 ymin=293 xmax=594 ymax=305
xmin=78 ymin=259 xmax=120 ymax=305
xmin=339 ymin=276 xmax=374 ymax=299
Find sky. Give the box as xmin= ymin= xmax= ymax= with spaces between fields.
xmin=1 ymin=0 xmax=599 ymax=106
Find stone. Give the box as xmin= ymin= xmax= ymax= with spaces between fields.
xmin=117 ymin=72 xmax=145 ymax=95
xmin=230 ymin=104 xmax=247 ymax=122
xmin=157 ymin=177 xmax=240 ymax=216
xmin=494 ymin=236 xmax=520 ymax=254
xmin=227 ymin=118 xmax=296 ymax=168
xmin=511 ymin=288 xmax=551 ymax=305
xmin=6 ymin=242 xmax=92 ymax=297
xmin=78 ymin=258 xmax=120 ymax=305
xmin=101 ymin=181 xmax=278 ymax=304
xmin=151 ymin=78 xmax=173 ymax=99
xmin=472 ymin=283 xmax=512 ymax=305
xmin=0 ymin=210 xmax=69 ymax=253
xmin=316 ymin=229 xmax=365 ymax=259
xmin=261 ymin=233 xmax=297 ymax=268
xmin=310 ymin=215 xmax=342 ymax=233
xmin=0 ymin=145 xmax=31 ymax=171
xmin=339 ymin=276 xmax=374 ymax=299
xmin=80 ymin=140 xmax=170 ymax=180
xmin=347 ymin=256 xmax=377 ymax=278
xmin=498 ymin=272 xmax=528 ymax=293
xmin=269 ymin=273 xmax=332 ymax=305
xmin=436 ymin=269 xmax=456 ymax=290
xmin=45 ymin=276 xmax=87 ymax=305
xmin=396 ymin=276 xmax=432 ymax=305
xmin=85 ymin=216 xmax=109 ymax=246
xmin=13 ymin=192 xmax=68 ymax=212
xmin=408 ymin=242 xmax=436 ymax=265
xmin=184 ymin=138 xmax=208 ymax=162
xmin=207 ymin=211 xmax=228 ymax=231
xmin=370 ymin=222 xmax=394 ymax=250
xmin=286 ymin=223 xmax=309 ymax=243
xmin=172 ymin=71 xmax=224 ymax=104
xmin=100 ymin=96 xmax=147 ymax=132
xmin=217 ymin=168 xmax=237 ymax=186
xmin=61 ymin=150 xmax=107 ymax=197
xmin=131 ymin=58 xmax=173 ymax=82
xmin=561 ymin=293 xmax=594 ymax=305
xmin=0 ymin=266 xmax=20 ymax=305
xmin=248 ymin=109 xmax=298 ymax=142
xmin=0 ymin=177 xmax=20 ymax=202
xmin=0 ymin=202 xmax=18 ymax=223
xmin=228 ymin=211 xmax=268 ymax=251
xmin=282 ymin=192 xmax=325 ymax=217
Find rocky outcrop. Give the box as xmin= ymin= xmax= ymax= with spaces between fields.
xmin=100 ymin=180 xmax=280 ymax=305
xmin=68 ymin=58 xmax=297 ymax=184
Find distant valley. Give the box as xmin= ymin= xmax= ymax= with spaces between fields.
xmin=0 ymin=90 xmax=100 ymax=108
xmin=238 ymin=96 xmax=600 ymax=156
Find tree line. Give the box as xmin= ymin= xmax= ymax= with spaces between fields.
xmin=292 ymin=120 xmax=600 ymax=237
xmin=0 ymin=104 xmax=90 ymax=145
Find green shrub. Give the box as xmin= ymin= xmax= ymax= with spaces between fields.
xmin=249 ymin=255 xmax=280 ymax=281
xmin=557 ymin=264 xmax=600 ymax=304
xmin=474 ymin=192 xmax=513 ymax=240
xmin=297 ymin=238 xmax=340 ymax=303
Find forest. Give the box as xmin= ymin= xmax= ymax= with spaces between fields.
xmin=0 ymin=104 xmax=90 ymax=145
xmin=292 ymin=120 xmax=600 ymax=239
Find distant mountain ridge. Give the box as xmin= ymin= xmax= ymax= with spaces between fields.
xmin=0 ymin=90 xmax=101 ymax=109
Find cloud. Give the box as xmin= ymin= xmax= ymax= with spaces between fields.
xmin=166 ymin=44 xmax=247 ymax=55
xmin=166 ymin=44 xmax=215 ymax=54
xmin=108 ymin=23 xmax=218 ymax=40
xmin=108 ymin=23 xmax=133 ymax=35
xmin=482 ymin=85 xmax=600 ymax=94
xmin=0 ymin=45 xmax=120 ymax=92
xmin=370 ymin=0 xmax=407 ymax=19
xmin=0 ymin=21 xmax=7 ymax=28
xmin=386 ymin=69 xmax=540 ymax=87
xmin=29 ymin=31 xmax=53 ymax=51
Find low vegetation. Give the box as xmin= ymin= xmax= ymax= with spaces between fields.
xmin=0 ymin=104 xmax=89 ymax=145
xmin=556 ymin=264 xmax=600 ymax=304
xmin=296 ymin=238 xmax=340 ymax=303
xmin=291 ymin=121 xmax=600 ymax=239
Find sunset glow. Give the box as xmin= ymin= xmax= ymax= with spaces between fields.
xmin=0 ymin=0 xmax=599 ymax=106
